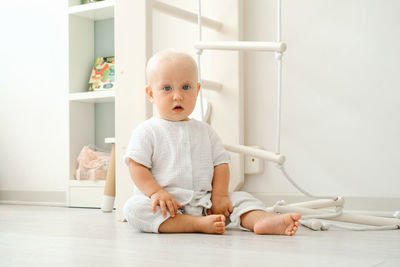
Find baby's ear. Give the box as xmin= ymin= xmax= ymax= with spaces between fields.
xmin=145 ymin=85 xmax=154 ymax=102
xmin=197 ymin=82 xmax=201 ymax=92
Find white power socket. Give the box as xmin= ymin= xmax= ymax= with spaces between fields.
xmin=244 ymin=145 xmax=264 ymax=175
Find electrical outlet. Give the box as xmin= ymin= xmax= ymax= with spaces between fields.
xmin=244 ymin=146 xmax=264 ymax=175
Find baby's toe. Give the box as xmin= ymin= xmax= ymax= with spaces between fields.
xmin=216 ymin=226 xmax=225 ymax=234
xmin=292 ymin=213 xmax=302 ymax=221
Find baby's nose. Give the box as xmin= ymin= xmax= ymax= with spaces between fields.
xmin=173 ymin=90 xmax=184 ymax=100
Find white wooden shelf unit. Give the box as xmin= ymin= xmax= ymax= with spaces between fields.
xmin=68 ymin=0 xmax=115 ymax=208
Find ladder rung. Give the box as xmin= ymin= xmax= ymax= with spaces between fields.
xmin=194 ymin=41 xmax=287 ymax=53
xmin=152 ymin=1 xmax=222 ymax=31
xmin=224 ymin=144 xmax=285 ymax=164
xmin=201 ymin=80 xmax=222 ymax=92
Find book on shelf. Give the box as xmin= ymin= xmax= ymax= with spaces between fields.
xmin=88 ymin=56 xmax=115 ymax=91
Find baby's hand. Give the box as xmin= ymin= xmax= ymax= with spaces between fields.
xmin=150 ymin=189 xmax=182 ymax=218
xmin=209 ymin=194 xmax=233 ymax=217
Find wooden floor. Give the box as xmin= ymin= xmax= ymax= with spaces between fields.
xmin=1 ymin=204 xmax=399 ymax=267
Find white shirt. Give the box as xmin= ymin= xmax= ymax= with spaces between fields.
xmin=124 ymin=117 xmax=230 ymax=205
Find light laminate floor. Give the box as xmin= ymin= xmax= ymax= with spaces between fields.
xmin=1 ymin=204 xmax=399 ymax=267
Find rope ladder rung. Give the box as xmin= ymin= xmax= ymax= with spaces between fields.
xmin=224 ymin=144 xmax=285 ymax=164
xmin=201 ymin=79 xmax=222 ymax=92
xmin=194 ymin=41 xmax=287 ymax=53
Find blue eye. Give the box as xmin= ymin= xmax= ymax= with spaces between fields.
xmin=163 ymin=86 xmax=172 ymax=91
xmin=182 ymin=85 xmax=190 ymax=90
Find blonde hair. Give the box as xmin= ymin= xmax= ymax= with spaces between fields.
xmin=146 ymin=49 xmax=198 ymax=84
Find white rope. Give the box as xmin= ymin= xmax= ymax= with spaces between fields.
xmin=276 ymin=164 xmax=339 ymax=200
xmin=197 ymin=0 xmax=204 ymax=122
xmin=277 ymin=0 xmax=281 ymax=42
xmin=275 ymin=57 xmax=282 ymax=153
xmin=275 ymin=0 xmax=282 ymax=153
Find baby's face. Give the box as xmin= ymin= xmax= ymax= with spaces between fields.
xmin=147 ymin=58 xmax=199 ymax=121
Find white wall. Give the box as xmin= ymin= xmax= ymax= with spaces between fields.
xmin=242 ymin=0 xmax=400 ymax=198
xmin=0 ymin=1 xmax=68 ymax=192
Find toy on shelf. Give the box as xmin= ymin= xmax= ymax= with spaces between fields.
xmin=88 ymin=56 xmax=115 ymax=91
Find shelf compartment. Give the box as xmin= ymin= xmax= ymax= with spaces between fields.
xmin=69 ymin=0 xmax=115 ymax=21
xmin=69 ymin=90 xmax=115 ymax=103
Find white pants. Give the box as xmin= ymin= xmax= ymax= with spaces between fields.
xmin=123 ymin=191 xmax=267 ymax=233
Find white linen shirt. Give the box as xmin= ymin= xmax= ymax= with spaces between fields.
xmin=124 ymin=117 xmax=230 ymax=205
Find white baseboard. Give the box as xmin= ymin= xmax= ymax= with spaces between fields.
xmin=0 ymin=190 xmax=66 ymax=207
xmin=250 ymin=192 xmax=400 ymax=217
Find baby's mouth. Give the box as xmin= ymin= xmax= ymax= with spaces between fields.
xmin=173 ymin=105 xmax=184 ymax=112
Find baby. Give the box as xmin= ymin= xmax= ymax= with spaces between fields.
xmin=123 ymin=50 xmax=301 ymax=235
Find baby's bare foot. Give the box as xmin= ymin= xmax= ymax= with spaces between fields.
xmin=253 ymin=213 xmax=301 ymax=236
xmin=196 ymin=215 xmax=226 ymax=234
